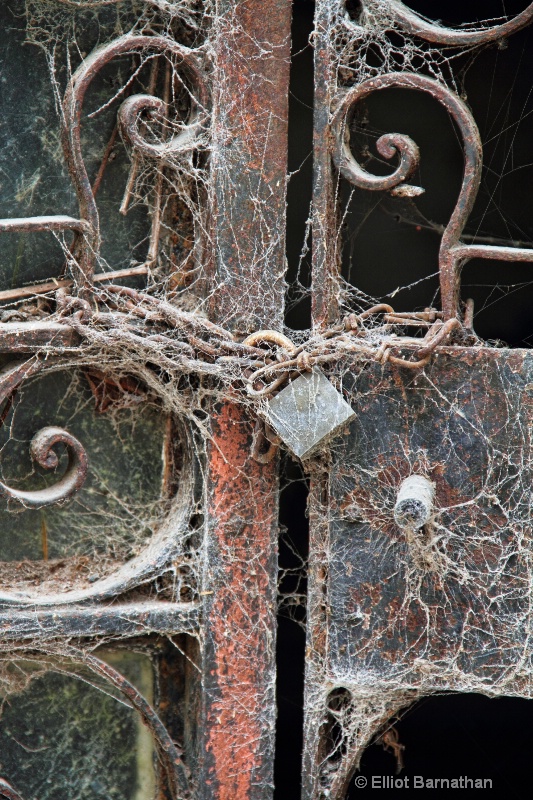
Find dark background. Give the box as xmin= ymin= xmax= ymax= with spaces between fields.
xmin=275 ymin=2 xmax=533 ymax=798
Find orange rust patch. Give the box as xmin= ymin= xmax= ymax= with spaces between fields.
xmin=205 ymin=402 xmax=277 ymax=800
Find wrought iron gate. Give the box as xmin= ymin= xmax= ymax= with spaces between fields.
xmin=0 ymin=1 xmax=532 ymax=799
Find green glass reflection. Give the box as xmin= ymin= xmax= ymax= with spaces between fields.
xmin=0 ymin=650 xmax=156 ymax=800
xmin=0 ymin=369 xmax=166 ymax=585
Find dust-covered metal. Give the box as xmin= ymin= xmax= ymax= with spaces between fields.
xmin=320 ymin=347 xmax=533 ymax=795
xmin=0 ymin=425 xmax=88 ymax=508
xmin=62 ymin=32 xmax=209 ymax=292
xmin=307 ymin=2 xmax=533 ymax=798
xmin=0 ymin=602 xmax=200 ymax=638
xmin=199 ymin=3 xmax=291 ymax=799
xmin=394 ymin=475 xmax=435 ymax=531
xmin=0 ymin=216 xmax=89 ymax=234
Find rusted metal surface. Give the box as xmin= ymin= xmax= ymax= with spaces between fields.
xmin=307 ymin=4 xmax=533 ymax=799
xmin=330 ymin=347 xmax=533 ymax=784
xmin=200 ymin=2 xmax=291 ymax=798
xmin=304 ymin=346 xmax=533 ymax=797
xmin=0 ymin=425 xmax=88 ymax=508
xmin=0 ymin=14 xmax=211 ymax=800
xmin=208 ymin=0 xmax=291 ymax=333
xmin=0 ymin=362 xmax=88 ymax=511
xmin=61 ymin=32 xmax=208 ymax=292
xmin=0 ymin=216 xmax=88 ymax=234
xmin=328 ymin=346 xmax=533 ymax=682
xmin=202 ymin=404 xmax=278 ymax=800
xmin=0 ymin=416 xmax=198 ymax=607
xmin=0 ymin=322 xmax=79 ymax=351
xmin=312 ymin=2 xmax=342 ymax=328
xmin=0 ymin=356 xmax=199 ymax=607
xmin=0 ymin=266 xmax=148 ymax=304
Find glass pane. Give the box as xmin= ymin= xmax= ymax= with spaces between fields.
xmin=0 ymin=650 xmax=156 ymax=800
xmin=0 ymin=369 xmax=167 ymax=592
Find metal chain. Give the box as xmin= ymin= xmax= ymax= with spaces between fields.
xmin=56 ymin=289 xmax=463 ymax=400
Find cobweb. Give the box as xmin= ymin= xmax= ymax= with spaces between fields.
xmin=0 ymin=0 xmax=532 ymax=798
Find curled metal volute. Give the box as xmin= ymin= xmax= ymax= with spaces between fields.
xmin=362 ymin=0 xmax=533 ymax=46
xmin=62 ymin=33 xmax=209 ymax=286
xmin=0 ymin=426 xmax=88 ymax=509
xmin=118 ymin=94 xmax=202 ymax=160
xmin=332 ymin=72 xmax=482 ymax=321
xmin=332 ymin=103 xmax=420 ymax=191
xmin=0 ymin=779 xmax=25 ymax=800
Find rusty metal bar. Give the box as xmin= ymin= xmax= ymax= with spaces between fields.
xmin=304 ymin=3 xmax=340 ymax=793
xmin=0 ymin=216 xmax=89 ymax=234
xmin=199 ymin=2 xmax=291 ymax=799
xmin=0 ymin=265 xmax=148 ymax=303
xmin=0 ymin=601 xmax=200 ymax=639
xmin=0 ymin=321 xmax=79 ymax=351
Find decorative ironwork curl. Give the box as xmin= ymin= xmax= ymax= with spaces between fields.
xmin=354 ymin=1 xmax=533 ymax=46
xmin=0 ymin=365 xmax=197 ymax=605
xmin=62 ymin=32 xmax=208 ymax=292
xmin=332 ymin=72 xmax=533 ymax=319
xmin=0 ymin=426 xmax=88 ymax=509
xmin=0 ymin=361 xmax=88 ymax=508
xmin=118 ymin=93 xmax=202 ymax=160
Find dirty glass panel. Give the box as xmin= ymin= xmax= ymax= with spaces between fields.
xmin=0 ymin=369 xmax=167 ymax=591
xmin=0 ymin=650 xmax=155 ymax=800
xmin=0 ymin=0 xmax=151 ymax=290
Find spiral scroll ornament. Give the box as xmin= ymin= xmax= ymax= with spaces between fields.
xmin=0 ymin=426 xmax=88 ymax=509
xmin=61 ymin=32 xmax=208 ymax=290
xmin=331 ymin=71 xmax=533 ymax=319
xmin=0 ymin=33 xmax=208 ymax=509
xmin=118 ymin=92 xmax=203 ymax=160
xmin=0 ymin=362 xmax=88 ymax=508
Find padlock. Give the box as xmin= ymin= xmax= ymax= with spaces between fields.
xmin=266 ymin=369 xmax=355 ymax=459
